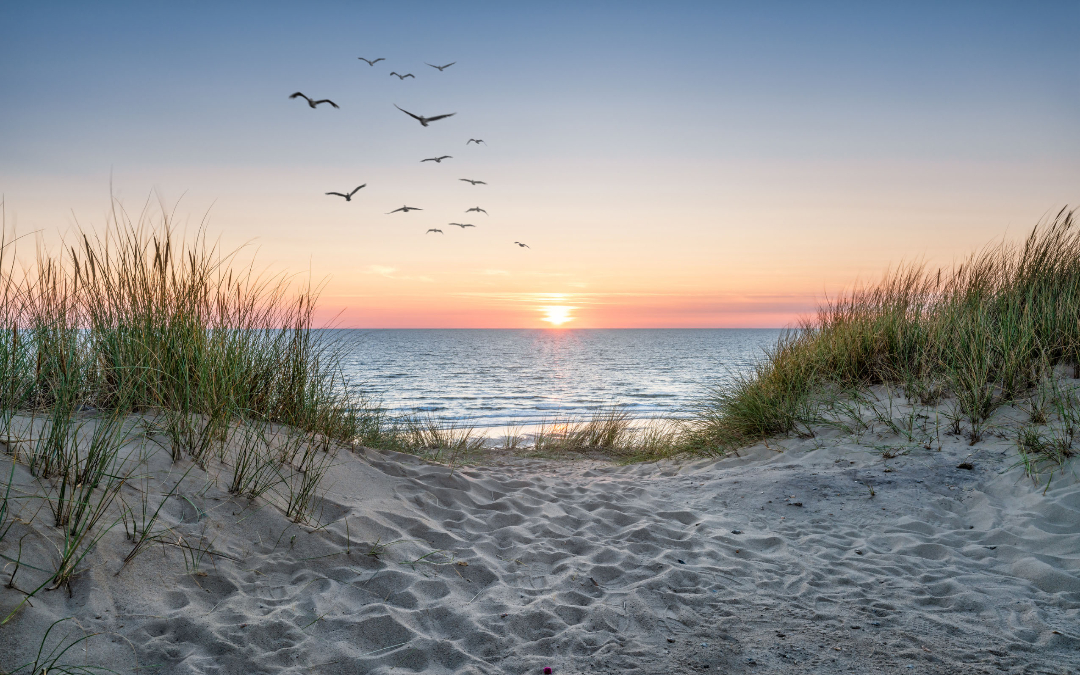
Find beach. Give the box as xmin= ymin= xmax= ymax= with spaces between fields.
xmin=2 ymin=394 xmax=1077 ymax=674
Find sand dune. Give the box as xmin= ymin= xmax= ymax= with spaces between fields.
xmin=1 ymin=406 xmax=1078 ymax=674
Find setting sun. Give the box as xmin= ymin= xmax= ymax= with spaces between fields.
xmin=541 ymin=305 xmax=574 ymax=326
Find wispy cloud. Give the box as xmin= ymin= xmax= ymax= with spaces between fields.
xmin=364 ymin=265 xmax=433 ymax=283
xmin=366 ymin=265 xmax=397 ymax=276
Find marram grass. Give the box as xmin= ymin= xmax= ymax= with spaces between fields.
xmin=0 ymin=198 xmax=362 ymax=448
xmin=0 ymin=197 xmax=367 ymax=633
xmin=690 ymin=207 xmax=1080 ymax=457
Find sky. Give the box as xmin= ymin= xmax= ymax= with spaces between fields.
xmin=1 ymin=1 xmax=1078 ymax=328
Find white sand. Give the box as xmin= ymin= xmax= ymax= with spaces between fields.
xmin=1 ymin=404 xmax=1078 ymax=674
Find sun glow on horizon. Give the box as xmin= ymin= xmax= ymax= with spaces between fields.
xmin=540 ymin=305 xmax=574 ymax=326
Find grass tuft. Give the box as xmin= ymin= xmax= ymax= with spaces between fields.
xmin=690 ymin=207 xmax=1080 ymax=460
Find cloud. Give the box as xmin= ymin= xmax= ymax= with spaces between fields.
xmin=364 ymin=265 xmax=433 ymax=282
xmin=480 ymin=269 xmax=510 ymax=276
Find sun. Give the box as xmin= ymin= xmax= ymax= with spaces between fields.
xmin=540 ymin=305 xmax=574 ymax=326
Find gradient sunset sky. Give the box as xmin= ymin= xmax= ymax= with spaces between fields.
xmin=2 ymin=1 xmax=1078 ymax=328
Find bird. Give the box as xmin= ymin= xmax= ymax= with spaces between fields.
xmin=387 ymin=205 xmax=423 ymax=213
xmin=466 ymin=207 xmax=488 ymax=215
xmin=289 ymin=92 xmax=339 ymax=108
xmin=426 ymin=228 xmax=444 ymax=234
xmin=460 ymin=178 xmax=487 ymax=185
xmin=390 ymin=72 xmax=415 ymax=80
xmin=449 ymin=223 xmax=475 ymax=228
xmin=395 ymin=104 xmax=456 ymax=127
xmin=426 ymin=62 xmax=456 ymax=71
xmin=357 ymin=57 xmax=385 ymax=66
xmin=466 ymin=139 xmax=486 ymax=145
xmin=514 ymin=242 xmax=530 ymax=248
xmin=325 ymin=185 xmax=366 ymax=201
xmin=421 ymin=156 xmax=452 ymax=163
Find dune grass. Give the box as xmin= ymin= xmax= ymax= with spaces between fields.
xmin=354 ymin=405 xmax=689 ymax=463
xmin=0 ymin=197 xmax=366 ymax=639
xmin=0 ymin=198 xmax=362 ymax=450
xmin=689 ymin=207 xmax=1080 ymax=473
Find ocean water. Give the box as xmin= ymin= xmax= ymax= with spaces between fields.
xmin=330 ymin=329 xmax=782 ymax=428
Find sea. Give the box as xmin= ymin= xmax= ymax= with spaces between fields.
xmin=330 ymin=329 xmax=782 ymax=429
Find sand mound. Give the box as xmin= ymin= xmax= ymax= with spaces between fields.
xmin=1 ymin=411 xmax=1078 ymax=673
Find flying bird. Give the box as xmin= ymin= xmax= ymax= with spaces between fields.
xmin=426 ymin=229 xmax=444 ymax=234
xmin=395 ymin=104 xmax=456 ymax=127
xmin=466 ymin=139 xmax=486 ymax=145
xmin=459 ymin=178 xmax=487 ymax=185
xmin=387 ymin=205 xmax=423 ymax=213
xmin=466 ymin=207 xmax=488 ymax=215
xmin=514 ymin=242 xmax=530 ymax=248
xmin=421 ymin=156 xmax=452 ymax=163
xmin=325 ymin=184 xmax=366 ymax=201
xmin=289 ymin=92 xmax=339 ymax=108
xmin=357 ymin=57 xmax=385 ymax=66
xmin=390 ymin=72 xmax=415 ymax=80
xmin=426 ymin=62 xmax=456 ymax=71
xmin=449 ymin=223 xmax=475 ymax=228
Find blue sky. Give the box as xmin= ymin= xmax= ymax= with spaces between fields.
xmin=2 ymin=1 xmax=1078 ymax=326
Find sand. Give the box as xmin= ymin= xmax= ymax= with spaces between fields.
xmin=1 ymin=402 xmax=1078 ymax=674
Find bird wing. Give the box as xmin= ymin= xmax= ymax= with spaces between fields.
xmin=441 ymin=62 xmax=456 ymax=69
xmin=439 ymin=156 xmax=452 ymax=160
xmin=394 ymin=105 xmax=424 ymax=122
xmin=358 ymin=58 xmax=371 ymax=65
xmin=388 ymin=207 xmax=405 ymax=213
xmin=425 ymin=63 xmax=439 ymax=69
xmin=314 ymin=99 xmax=339 ymax=108
xmin=424 ymin=112 xmax=456 ymax=122
xmin=289 ymin=92 xmax=309 ymax=101
xmin=326 ymin=192 xmax=346 ymax=197
xmin=390 ymin=72 xmax=402 ymax=78
xmin=479 ymin=208 xmax=488 ymax=214
xmin=463 ymin=224 xmax=475 ymax=227
xmin=348 ymin=184 xmax=366 ymax=196
xmin=459 ymin=179 xmax=472 ymax=183
xmin=474 ymin=180 xmax=487 ymax=185
xmin=373 ymin=58 xmax=385 ymax=64
xmin=421 ymin=158 xmax=434 ymax=162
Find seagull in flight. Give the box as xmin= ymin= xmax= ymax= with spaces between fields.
xmin=325 ymin=185 xmax=366 ymax=201
xmin=466 ymin=139 xmax=486 ymax=145
xmin=357 ymin=57 xmax=385 ymax=66
xmin=449 ymin=223 xmax=475 ymax=229
xmin=426 ymin=228 xmax=444 ymax=234
xmin=421 ymin=156 xmax=452 ymax=163
xmin=460 ymin=178 xmax=487 ymax=185
xmin=426 ymin=62 xmax=456 ymax=71
xmin=387 ymin=205 xmax=423 ymax=214
xmin=466 ymin=207 xmax=488 ymax=215
xmin=514 ymin=242 xmax=530 ymax=248
xmin=395 ymin=104 xmax=456 ymax=127
xmin=390 ymin=72 xmax=415 ymax=80
xmin=289 ymin=92 xmax=339 ymax=108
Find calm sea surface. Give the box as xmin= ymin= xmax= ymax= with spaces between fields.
xmin=329 ymin=329 xmax=781 ymax=428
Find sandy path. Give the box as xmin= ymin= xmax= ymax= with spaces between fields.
xmin=1 ymin=422 xmax=1078 ymax=674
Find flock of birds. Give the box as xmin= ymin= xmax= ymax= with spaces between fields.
xmin=289 ymin=56 xmax=530 ymax=249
